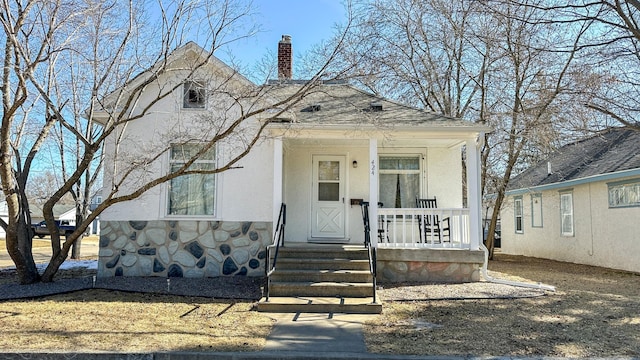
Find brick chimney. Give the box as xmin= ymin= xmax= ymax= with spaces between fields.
xmin=278 ymin=35 xmax=292 ymax=80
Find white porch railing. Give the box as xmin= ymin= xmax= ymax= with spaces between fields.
xmin=376 ymin=208 xmax=470 ymax=249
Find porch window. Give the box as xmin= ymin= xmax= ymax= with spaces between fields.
xmin=514 ymin=196 xmax=523 ymax=234
xmin=379 ymin=156 xmax=420 ymax=208
xmin=608 ymin=179 xmax=640 ymax=208
xmin=168 ymin=144 xmax=215 ymax=216
xmin=560 ymin=191 xmax=574 ymax=236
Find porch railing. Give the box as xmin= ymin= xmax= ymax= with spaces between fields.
xmin=360 ymin=202 xmax=377 ymax=303
xmin=377 ymin=208 xmax=470 ymax=249
xmin=265 ymin=203 xmax=286 ymax=302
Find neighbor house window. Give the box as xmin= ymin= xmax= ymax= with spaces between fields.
xmin=183 ymin=80 xmax=206 ymax=108
xmin=514 ymin=196 xmax=523 ymax=234
xmin=608 ymin=179 xmax=640 ymax=208
xmin=560 ymin=191 xmax=574 ymax=236
xmin=531 ymin=193 xmax=543 ymax=227
xmin=378 ymin=156 xmax=420 ymax=208
xmin=168 ymin=144 xmax=215 ymax=216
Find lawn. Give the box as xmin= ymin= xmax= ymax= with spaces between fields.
xmin=0 ymin=289 xmax=274 ymax=352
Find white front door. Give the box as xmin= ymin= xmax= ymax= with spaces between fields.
xmin=311 ymin=155 xmax=346 ymax=239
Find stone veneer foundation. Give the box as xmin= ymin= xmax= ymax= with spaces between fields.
xmin=376 ymin=248 xmax=485 ymax=283
xmin=97 ymin=220 xmax=272 ymax=278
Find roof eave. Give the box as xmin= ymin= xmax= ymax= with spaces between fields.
xmin=505 ymin=168 xmax=640 ymax=196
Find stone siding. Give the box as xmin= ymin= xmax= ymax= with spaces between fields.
xmin=377 ymin=248 xmax=484 ymax=283
xmin=97 ymin=220 xmax=272 ymax=278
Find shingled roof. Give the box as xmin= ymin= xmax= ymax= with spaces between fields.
xmin=508 ymin=127 xmax=640 ymax=191
xmin=265 ymin=81 xmax=486 ymax=130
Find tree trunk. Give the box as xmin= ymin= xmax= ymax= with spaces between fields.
xmin=71 ymin=234 xmax=83 ymax=259
xmin=6 ymin=217 xmax=41 ymax=284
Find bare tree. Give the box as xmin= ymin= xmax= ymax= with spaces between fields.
xmin=500 ymin=0 xmax=640 ymax=131
xmin=1 ymin=0 xmax=352 ymax=284
xmin=330 ymin=0 xmax=593 ymax=257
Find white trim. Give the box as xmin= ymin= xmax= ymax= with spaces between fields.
xmin=466 ymin=137 xmax=482 ymax=251
xmin=369 ymin=138 xmax=379 ymax=246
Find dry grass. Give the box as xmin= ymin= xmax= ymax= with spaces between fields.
xmin=364 ymin=254 xmax=640 ymax=357
xmin=0 ymin=238 xmax=51 ymax=249
xmin=0 ymin=289 xmax=273 ymax=352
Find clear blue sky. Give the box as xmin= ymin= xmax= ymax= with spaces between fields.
xmin=219 ymin=0 xmax=348 ymax=74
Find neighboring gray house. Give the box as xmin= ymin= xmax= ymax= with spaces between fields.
xmin=501 ymin=127 xmax=640 ymax=273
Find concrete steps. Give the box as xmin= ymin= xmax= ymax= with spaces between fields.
xmin=258 ymin=245 xmax=381 ymax=314
xmin=256 ymin=296 xmax=382 ymax=314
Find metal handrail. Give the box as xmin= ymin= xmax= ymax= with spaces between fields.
xmin=265 ymin=203 xmax=286 ymax=302
xmin=360 ymin=202 xmax=377 ymax=303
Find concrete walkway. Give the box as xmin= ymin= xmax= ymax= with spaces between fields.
xmin=264 ymin=312 xmax=376 ymax=354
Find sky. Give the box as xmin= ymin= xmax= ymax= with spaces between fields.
xmin=218 ymin=0 xmax=348 ymax=77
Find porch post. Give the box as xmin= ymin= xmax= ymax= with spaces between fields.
xmin=273 ymin=137 xmax=284 ymax=226
xmin=369 ymin=138 xmax=378 ymax=246
xmin=466 ymin=136 xmax=482 ymax=251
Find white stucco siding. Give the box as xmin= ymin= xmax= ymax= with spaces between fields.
xmin=501 ymin=178 xmax=640 ymax=273
xmin=100 ymin=62 xmax=273 ymax=223
xmin=426 ymin=147 xmax=464 ymax=208
xmin=216 ymin=140 xmax=274 ymax=222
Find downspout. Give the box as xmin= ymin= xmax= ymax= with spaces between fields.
xmin=480 ymin=243 xmax=556 ymax=291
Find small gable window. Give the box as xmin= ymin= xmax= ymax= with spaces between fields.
xmin=608 ymin=179 xmax=640 ymax=208
xmin=183 ymin=80 xmax=206 ymax=109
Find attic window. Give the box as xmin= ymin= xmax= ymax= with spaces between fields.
xmin=302 ymin=104 xmax=321 ymax=112
xmin=370 ymin=102 xmax=383 ymax=112
xmin=183 ymin=80 xmax=206 ymax=109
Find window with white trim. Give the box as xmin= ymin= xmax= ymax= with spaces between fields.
xmin=531 ymin=193 xmax=542 ymax=228
xmin=560 ymin=191 xmax=574 ymax=236
xmin=608 ymin=179 xmax=640 ymax=208
xmin=378 ymin=156 xmax=420 ymax=208
xmin=183 ymin=80 xmax=206 ymax=109
xmin=168 ymin=144 xmax=215 ymax=216
xmin=514 ymin=196 xmax=523 ymax=234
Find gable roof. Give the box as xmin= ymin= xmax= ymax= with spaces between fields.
xmin=264 ymin=81 xmax=489 ymax=131
xmin=507 ymin=127 xmax=640 ymax=193
xmin=92 ymin=42 xmax=255 ymax=122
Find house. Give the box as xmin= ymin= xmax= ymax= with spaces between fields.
xmin=94 ymin=37 xmax=490 ymax=290
xmin=30 ymin=204 xmax=75 ymax=225
xmin=501 ymin=127 xmax=640 ymax=273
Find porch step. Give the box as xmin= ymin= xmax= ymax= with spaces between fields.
xmin=262 ymin=245 xmax=380 ymax=313
xmin=270 ymin=281 xmax=374 ymax=298
xmin=271 ymin=269 xmax=372 ymax=283
xmin=275 ymin=246 xmax=369 ymax=260
xmin=275 ymin=258 xmax=370 ymax=271
xmin=256 ymin=296 xmax=382 ymax=314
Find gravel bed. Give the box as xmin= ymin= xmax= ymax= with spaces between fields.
xmin=0 ymin=265 xmax=265 ymax=301
xmin=379 ymin=280 xmax=548 ymax=301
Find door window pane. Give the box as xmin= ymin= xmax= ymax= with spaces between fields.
xmin=318 ymin=161 xmax=340 ymax=181
xmin=318 ymin=183 xmax=340 ymax=201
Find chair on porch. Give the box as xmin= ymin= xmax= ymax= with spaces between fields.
xmin=416 ymin=197 xmax=450 ymax=243
xmin=376 ymin=202 xmax=389 ymax=243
